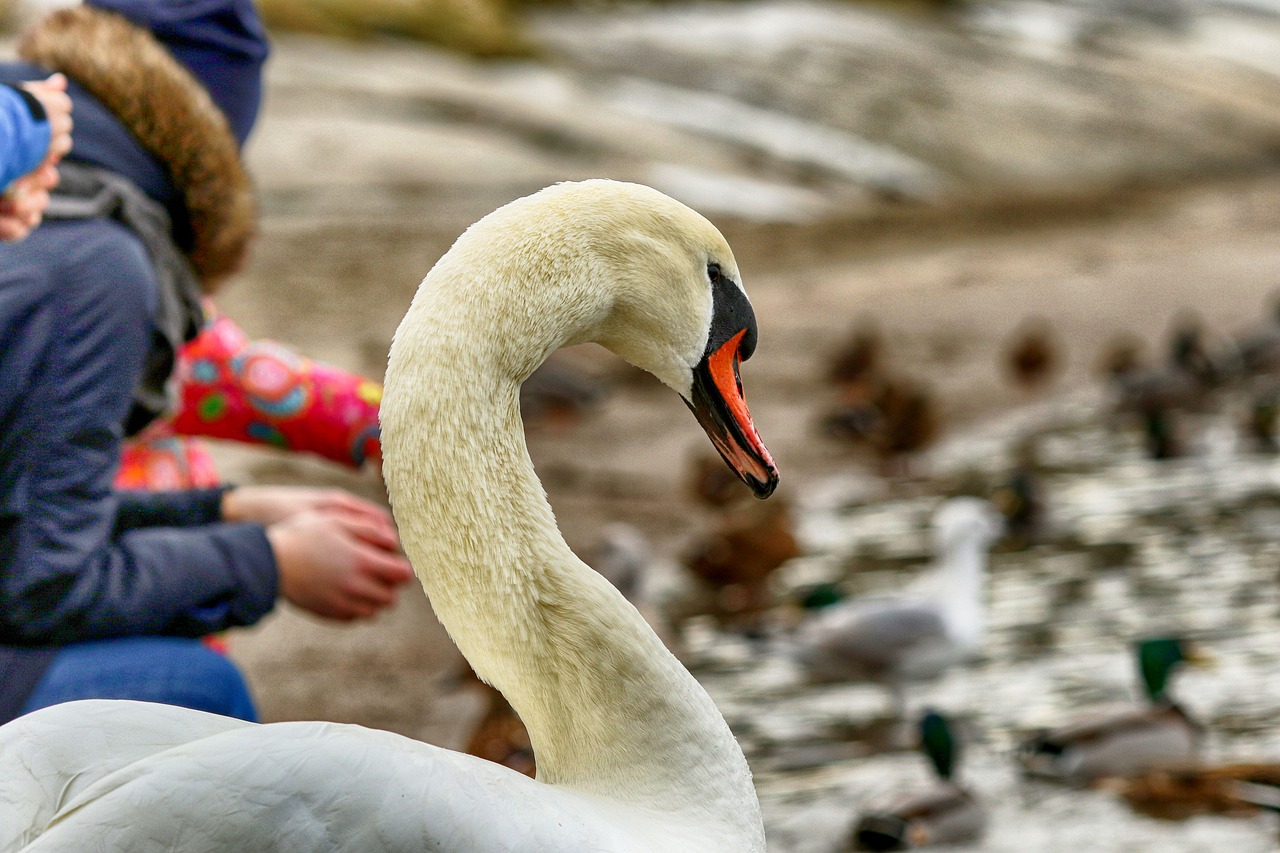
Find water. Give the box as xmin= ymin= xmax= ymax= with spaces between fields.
xmin=683 ymin=390 xmax=1280 ymax=850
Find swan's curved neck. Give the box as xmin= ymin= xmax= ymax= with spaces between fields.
xmin=381 ymin=257 xmax=762 ymax=838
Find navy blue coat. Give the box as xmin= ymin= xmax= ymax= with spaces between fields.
xmin=0 ymin=63 xmax=277 ymax=722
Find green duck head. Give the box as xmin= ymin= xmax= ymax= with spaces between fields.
xmin=1136 ymin=637 xmax=1212 ymax=703
xmin=798 ymin=582 xmax=844 ymax=611
xmin=919 ymin=710 xmax=958 ymax=782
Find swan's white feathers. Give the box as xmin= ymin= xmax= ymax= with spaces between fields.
xmin=409 ymin=180 xmax=741 ymax=397
xmin=8 ymin=701 xmax=644 ymax=852
xmin=1 ymin=180 xmax=767 ymax=853
xmin=0 ymin=701 xmax=250 ymax=851
xmin=381 ymin=180 xmax=762 ymax=839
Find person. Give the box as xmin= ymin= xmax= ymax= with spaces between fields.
xmin=114 ymin=304 xmax=386 ymax=660
xmin=0 ymin=73 xmax=72 ymax=240
xmin=0 ymin=0 xmax=413 ymax=725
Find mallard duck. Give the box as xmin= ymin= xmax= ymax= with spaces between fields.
xmin=1016 ymin=637 xmax=1211 ymax=785
xmin=1245 ymin=383 xmax=1280 ymax=454
xmin=1107 ymin=319 xmax=1228 ymax=416
xmin=853 ymin=711 xmax=986 ymax=850
xmin=791 ymin=498 xmax=1004 ymax=716
xmin=1171 ymin=317 xmax=1231 ymax=386
xmin=871 ymin=378 xmax=940 ymax=467
xmin=1099 ymin=322 xmax=1236 ymax=459
xmin=1141 ymin=407 xmax=1182 ymax=460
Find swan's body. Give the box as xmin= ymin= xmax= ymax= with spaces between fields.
xmin=792 ymin=498 xmax=1003 ymax=710
xmin=0 ymin=180 xmax=778 ymax=852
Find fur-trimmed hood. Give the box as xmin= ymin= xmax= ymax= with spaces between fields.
xmin=18 ymin=5 xmax=256 ymax=290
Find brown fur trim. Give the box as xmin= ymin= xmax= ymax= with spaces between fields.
xmin=18 ymin=6 xmax=255 ymax=291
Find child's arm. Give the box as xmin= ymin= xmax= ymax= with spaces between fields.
xmin=171 ymin=314 xmax=383 ymax=469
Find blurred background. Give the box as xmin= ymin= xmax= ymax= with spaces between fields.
xmin=7 ymin=0 xmax=1280 ymax=848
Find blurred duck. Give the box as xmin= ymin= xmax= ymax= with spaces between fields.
xmin=1169 ymin=316 xmax=1226 ymax=388
xmin=853 ymin=711 xmax=986 ymax=851
xmin=1246 ymin=385 xmax=1280 ymax=453
xmin=682 ymin=493 xmax=801 ymax=631
xmin=820 ymin=318 xmax=939 ymax=474
xmin=1003 ymin=318 xmax=1061 ymax=392
xmin=519 ymin=352 xmax=608 ymax=427
xmin=1230 ymin=292 xmax=1280 ymax=378
xmin=869 ymin=378 xmax=941 ymax=468
xmin=587 ymin=522 xmax=654 ymax=604
xmin=1097 ymin=333 xmax=1145 ymax=385
xmin=584 ymin=522 xmax=682 ymax=649
xmin=1100 ymin=321 xmax=1233 ymax=460
xmin=1105 ymin=319 xmax=1227 ymax=416
xmin=827 ymin=317 xmax=884 ymax=388
xmin=455 ymin=663 xmax=536 ymax=779
xmin=1016 ymin=637 xmax=1210 ymax=785
xmin=687 ymin=451 xmax=752 ymax=510
xmin=821 ymin=375 xmax=940 ymax=476
xmin=1108 ymin=762 xmax=1280 ymax=821
xmin=791 ymin=498 xmax=1004 ymax=715
xmin=991 ymin=440 xmax=1047 ymax=548
xmin=1141 ymin=408 xmax=1182 ymax=460
xmin=1224 ymin=296 xmax=1280 ymax=451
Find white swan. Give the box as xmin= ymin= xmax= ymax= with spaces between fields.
xmin=0 ymin=180 xmax=780 ymax=853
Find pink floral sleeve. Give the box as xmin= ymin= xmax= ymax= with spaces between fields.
xmin=116 ymin=312 xmax=382 ymax=491
xmin=172 ymin=314 xmax=383 ymax=467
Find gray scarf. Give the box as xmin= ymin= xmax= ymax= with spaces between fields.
xmin=45 ymin=161 xmax=206 ymax=436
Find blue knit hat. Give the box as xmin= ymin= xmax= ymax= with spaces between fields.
xmin=85 ymin=0 xmax=269 ymax=146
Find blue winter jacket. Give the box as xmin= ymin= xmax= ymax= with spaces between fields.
xmin=0 ymin=62 xmax=278 ymax=722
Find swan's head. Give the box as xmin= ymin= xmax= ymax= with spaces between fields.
xmin=545 ymin=180 xmax=779 ymax=499
xmin=417 ymin=180 xmax=779 ymax=498
xmin=674 ymin=257 xmax=779 ymax=499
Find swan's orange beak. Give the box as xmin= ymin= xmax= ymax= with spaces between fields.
xmin=687 ymin=328 xmax=779 ymax=499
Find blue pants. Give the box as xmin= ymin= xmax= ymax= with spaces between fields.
xmin=20 ymin=637 xmax=258 ymax=722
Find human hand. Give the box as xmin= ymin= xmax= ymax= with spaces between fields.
xmin=23 ymin=74 xmax=72 ymax=166
xmin=223 ymin=485 xmax=396 ymax=534
xmin=266 ymin=507 xmax=414 ymax=621
xmin=0 ymin=173 xmax=53 ymax=241
xmin=0 ymin=75 xmax=71 ymax=241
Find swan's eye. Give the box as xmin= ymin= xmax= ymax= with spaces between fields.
xmin=707 ymin=263 xmax=723 ymax=286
